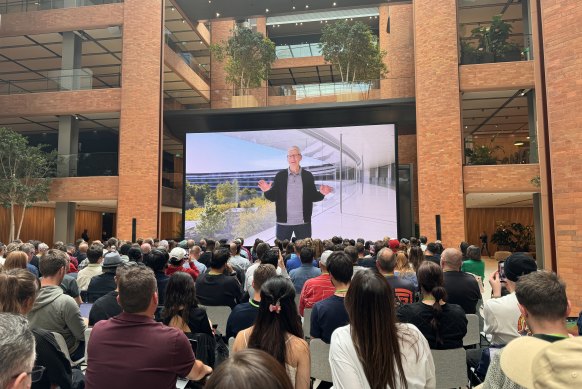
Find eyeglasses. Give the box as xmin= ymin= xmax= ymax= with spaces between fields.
xmin=12 ymin=366 xmax=45 ymax=383
xmin=287 ymin=154 xmax=301 ymax=159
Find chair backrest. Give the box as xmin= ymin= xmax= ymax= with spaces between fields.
xmin=309 ymin=338 xmax=332 ymax=383
xmin=394 ymin=288 xmax=414 ymax=304
xmin=51 ymin=332 xmax=84 ymax=367
xmin=201 ymin=305 xmax=231 ymax=335
xmin=431 ymin=348 xmax=468 ymax=389
xmin=303 ymin=308 xmax=312 ymax=339
xmin=494 ymin=251 xmax=511 ymax=261
xmin=84 ymin=327 xmax=92 ymax=364
xmin=463 ymin=314 xmax=480 ymax=347
xmin=228 ymin=337 xmax=235 ymax=354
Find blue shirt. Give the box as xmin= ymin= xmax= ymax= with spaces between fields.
xmin=27 ymin=263 xmax=39 ymax=277
xmin=225 ymin=299 xmax=259 ymax=339
xmin=310 ymin=295 xmax=349 ymax=343
xmin=286 ymin=254 xmax=317 ymax=272
xmin=289 ymin=264 xmax=321 ymax=293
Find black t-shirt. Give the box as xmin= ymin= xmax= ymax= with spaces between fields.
xmin=89 ymin=291 xmax=122 ymax=326
xmin=155 ymin=272 xmax=169 ymax=306
xmin=443 ymin=271 xmax=481 ymax=314
xmin=385 ymin=275 xmax=416 ymax=304
xmin=162 ymin=306 xmax=213 ymax=336
xmin=357 ymin=257 xmax=377 ymax=268
xmin=87 ymin=272 xmax=116 ymax=303
xmin=199 ymin=251 xmax=213 ymax=267
xmin=225 ymin=299 xmax=260 ymax=339
xmin=32 ymin=329 xmax=72 ymax=389
xmin=195 ymin=271 xmax=242 ymax=309
xmin=397 ymin=302 xmax=467 ymax=349
xmin=425 ymin=255 xmax=441 ymax=265
xmin=310 ymin=295 xmax=349 ymax=343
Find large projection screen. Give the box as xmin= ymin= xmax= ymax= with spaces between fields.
xmin=184 ymin=124 xmax=397 ymax=243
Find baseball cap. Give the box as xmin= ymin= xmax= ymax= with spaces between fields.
xmin=178 ymin=240 xmax=189 ymax=249
xmin=319 ymin=250 xmax=333 ymax=267
xmin=504 ymin=252 xmax=537 ymax=282
xmin=102 ymin=252 xmax=123 ymax=268
xmin=501 ymin=336 xmax=582 ymax=388
xmin=389 ymin=239 xmax=400 ymax=253
xmin=169 ymin=247 xmax=186 ymax=261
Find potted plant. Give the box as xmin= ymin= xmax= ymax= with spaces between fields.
xmin=211 ymin=26 xmax=276 ymax=108
xmin=491 ymin=221 xmax=514 ymax=251
xmin=470 ymin=15 xmax=521 ymax=63
xmin=460 ymin=40 xmax=481 ymax=64
xmin=465 ymin=136 xmax=503 ymax=165
xmin=320 ymin=20 xmax=387 ymax=102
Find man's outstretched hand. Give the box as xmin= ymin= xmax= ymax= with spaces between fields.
xmin=319 ymin=184 xmax=333 ymax=196
xmin=258 ymin=180 xmax=272 ymax=192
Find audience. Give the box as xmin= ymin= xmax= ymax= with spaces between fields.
xmin=0 ymin=313 xmax=38 ymax=389
xmin=85 ymin=266 xmax=212 ymax=388
xmin=198 ymin=239 xmax=215 ymax=267
xmin=187 ymin=245 xmax=207 ymax=274
xmin=289 ymin=247 xmax=321 ymax=293
xmin=226 ymin=264 xmax=277 ymax=339
xmin=3 ymin=251 xmax=28 ymax=271
xmin=229 ymin=241 xmax=250 ymax=271
xmin=76 ymin=243 xmax=103 ymax=291
xmin=143 ymin=248 xmax=170 ymax=305
xmin=408 ymin=245 xmax=425 ymax=271
xmin=329 ymin=270 xmax=435 ymax=388
xmin=376 ymin=247 xmax=416 ymax=304
xmin=1 ymin=269 xmax=79 ymax=389
xmin=394 ymin=250 xmax=418 ymax=290
xmin=482 ymin=271 xmax=574 ymax=388
xmin=233 ymin=276 xmax=310 ymax=389
xmin=462 ymin=245 xmax=485 ymax=281
xmin=298 ymin=250 xmax=335 ymax=316
xmin=196 ymin=248 xmax=242 ymax=308
xmin=165 ymin=247 xmax=199 ymax=281
xmin=28 ymin=249 xmax=87 ymax=361
xmin=86 ymin=251 xmax=123 ymax=303
xmin=441 ymin=248 xmax=481 ymax=314
xmin=397 ymin=261 xmax=467 ymax=349
xmin=310 ymin=251 xmax=352 ymax=343
xmin=205 ymin=349 xmax=293 ymax=389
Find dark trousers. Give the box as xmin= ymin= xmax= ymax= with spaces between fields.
xmin=276 ymin=223 xmax=312 ymax=240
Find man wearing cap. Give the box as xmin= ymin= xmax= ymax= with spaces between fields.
xmin=165 ymin=247 xmax=200 ymax=281
xmin=481 ymin=271 xmax=576 ymax=389
xmin=483 ymin=252 xmax=538 ymax=345
xmin=299 ymin=250 xmax=336 ymax=316
xmin=86 ymin=251 xmax=123 ymax=303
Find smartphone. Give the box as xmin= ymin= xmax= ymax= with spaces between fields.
xmin=498 ymin=261 xmax=506 ymax=282
xmin=188 ymin=339 xmax=198 ymax=356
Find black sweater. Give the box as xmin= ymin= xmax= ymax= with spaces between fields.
xmin=263 ymin=168 xmax=325 ymax=224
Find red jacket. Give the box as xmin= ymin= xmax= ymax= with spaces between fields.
xmin=165 ymin=262 xmax=199 ymax=281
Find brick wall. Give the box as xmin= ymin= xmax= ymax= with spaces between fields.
xmin=540 ymin=0 xmax=582 ymax=312
xmin=210 ymin=20 xmax=235 ymax=109
xmin=460 ymin=62 xmax=535 ymax=92
xmin=463 ymin=164 xmax=541 ymax=193
xmin=117 ymin=0 xmax=163 ymax=239
xmin=413 ymin=0 xmax=466 ymax=248
xmin=49 ymin=177 xmax=118 ymax=202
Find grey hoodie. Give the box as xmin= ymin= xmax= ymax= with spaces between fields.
xmin=28 ymin=285 xmax=87 ymax=354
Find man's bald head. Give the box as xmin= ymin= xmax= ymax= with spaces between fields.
xmin=229 ymin=242 xmax=238 ymax=255
xmin=441 ymin=248 xmax=463 ymax=270
xmin=141 ymin=243 xmax=152 ymax=254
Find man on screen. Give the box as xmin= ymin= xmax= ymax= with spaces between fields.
xmin=258 ymin=146 xmax=333 ymax=240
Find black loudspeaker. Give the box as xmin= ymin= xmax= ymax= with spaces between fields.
xmin=435 ymin=215 xmax=441 ymax=241
xmin=131 ymin=218 xmax=137 ymax=243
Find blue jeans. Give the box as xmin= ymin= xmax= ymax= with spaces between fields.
xmin=276 ymin=223 xmax=312 ymax=240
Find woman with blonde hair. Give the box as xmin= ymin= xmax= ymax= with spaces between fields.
xmin=3 ymin=251 xmax=28 ymax=271
xmin=394 ymin=251 xmax=418 ymax=290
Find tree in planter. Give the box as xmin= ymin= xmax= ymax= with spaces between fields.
xmin=465 ymin=135 xmax=503 ymax=165
xmin=0 ymin=127 xmax=56 ymax=241
xmin=470 ymin=15 xmax=521 ymax=62
xmin=210 ymin=27 xmax=276 ymax=96
xmin=320 ymin=20 xmax=387 ymax=86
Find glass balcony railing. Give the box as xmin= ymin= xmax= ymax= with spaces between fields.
xmin=0 ymin=66 xmax=121 ymax=95
xmin=0 ymin=0 xmax=121 ymax=13
xmin=57 ymin=152 xmax=118 ymax=177
xmin=271 ymin=80 xmax=380 ymax=100
xmin=164 ymin=29 xmax=210 ymax=82
xmin=464 ymin=135 xmax=538 ymax=166
xmin=275 ymin=43 xmax=322 ymax=59
xmin=460 ymin=33 xmax=533 ymax=65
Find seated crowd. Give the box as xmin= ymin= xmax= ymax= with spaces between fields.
xmin=0 ymin=235 xmax=580 ymax=389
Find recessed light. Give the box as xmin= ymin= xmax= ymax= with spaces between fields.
xmin=171 ymin=7 xmax=175 ymax=11
xmin=305 ymin=5 xmax=309 ymax=9
xmin=300 ymin=22 xmax=303 ymax=25
xmin=333 ymin=2 xmax=337 ymax=6
xmin=265 ymin=8 xmax=269 ymax=13
xmin=526 ymin=136 xmax=530 ymax=139
xmin=216 ymin=12 xmax=220 ymax=17
xmin=514 ymin=141 xmax=524 ymax=146
xmin=182 ymin=20 xmax=185 ymax=23
xmin=292 ymin=6 xmax=296 ymax=10
xmin=464 ymin=126 xmax=468 ymax=129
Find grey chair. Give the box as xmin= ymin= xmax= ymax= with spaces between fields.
xmin=309 ymin=338 xmax=333 ymax=383
xmin=431 ymin=348 xmax=468 ymax=389
xmin=200 ymin=305 xmax=231 ymax=336
xmin=303 ymin=308 xmax=312 ymax=340
xmin=463 ymin=314 xmax=480 ymax=347
xmin=83 ymin=327 xmax=92 ymax=370
xmin=51 ymin=332 xmax=85 ymax=367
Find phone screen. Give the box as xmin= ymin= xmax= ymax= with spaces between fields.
xmin=188 ymin=339 xmax=198 ymax=356
xmin=498 ymin=261 xmax=506 ymax=282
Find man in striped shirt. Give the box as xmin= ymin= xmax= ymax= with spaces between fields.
xmin=299 ymin=250 xmax=335 ymax=316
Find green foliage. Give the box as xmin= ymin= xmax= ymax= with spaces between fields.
xmin=491 ymin=221 xmax=535 ymax=252
xmin=320 ymin=20 xmax=387 ymax=82
xmin=463 ymin=15 xmax=522 ymax=63
xmin=465 ymin=136 xmax=503 ymax=165
xmin=210 ymin=27 xmax=276 ymax=95
xmin=215 ymin=180 xmax=238 ymax=204
xmin=195 ymin=193 xmax=227 ymax=238
xmin=0 ymin=127 xmax=56 ymax=240
xmin=186 ymin=183 xmax=211 ymax=208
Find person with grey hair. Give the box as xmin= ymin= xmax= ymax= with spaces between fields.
xmin=461 ymin=245 xmax=485 ymax=281
xmin=20 ymin=242 xmax=39 ymax=278
xmin=258 ymin=145 xmax=333 ymax=240
xmin=0 ymin=242 xmax=6 ymax=266
xmin=0 ymin=313 xmax=39 ymax=389
xmin=441 ymin=248 xmax=481 ymax=314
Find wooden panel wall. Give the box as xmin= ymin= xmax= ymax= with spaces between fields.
xmin=160 ymin=212 xmax=182 ymax=240
xmin=0 ymin=207 xmax=104 ymax=244
xmin=466 ymin=207 xmax=534 ymax=253
xmin=74 ymin=211 xmax=103 ymax=243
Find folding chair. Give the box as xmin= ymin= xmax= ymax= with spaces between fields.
xmin=83 ymin=327 xmax=92 ymax=370
xmin=51 ymin=332 xmax=85 ymax=367
xmin=200 ymin=305 xmax=231 ymax=336
xmin=463 ymin=314 xmax=480 ymax=347
xmin=309 ymin=338 xmax=333 ymax=383
xmin=228 ymin=337 xmax=235 ymax=354
xmin=303 ymin=308 xmax=312 ymax=340
xmin=431 ymin=348 xmax=468 ymax=389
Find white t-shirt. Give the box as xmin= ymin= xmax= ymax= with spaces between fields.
xmin=329 ymin=323 xmax=436 ymax=389
xmin=483 ymin=292 xmax=523 ymax=345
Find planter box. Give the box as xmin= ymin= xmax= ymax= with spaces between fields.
xmin=232 ymin=95 xmax=259 ymax=108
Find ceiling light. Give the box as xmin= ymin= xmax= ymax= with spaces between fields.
xmin=266 ymin=8 xmax=269 ymax=12
xmin=464 ymin=125 xmax=468 ymax=129
xmin=300 ymin=22 xmax=303 ymax=25
xmin=305 ymin=5 xmax=309 ymax=9
xmin=171 ymin=7 xmax=175 ymax=11
xmin=526 ymin=136 xmax=530 ymax=139
xmin=216 ymin=12 xmax=220 ymax=17
xmin=333 ymin=2 xmax=337 ymax=5
xmin=182 ymin=20 xmax=185 ymax=23
xmin=292 ymin=6 xmax=296 ymax=10
xmin=514 ymin=141 xmax=524 ymax=146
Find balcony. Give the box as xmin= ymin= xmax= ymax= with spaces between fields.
xmin=275 ymin=42 xmax=322 ymax=59
xmin=58 ymin=152 xmax=119 ymax=177
xmin=0 ymin=0 xmax=121 ymax=13
xmin=164 ymin=29 xmax=210 ymax=82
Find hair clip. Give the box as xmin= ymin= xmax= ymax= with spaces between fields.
xmin=269 ymin=302 xmax=281 ymax=314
